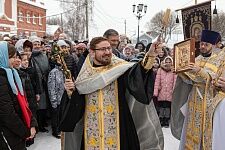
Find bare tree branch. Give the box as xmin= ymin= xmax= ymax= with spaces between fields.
xmin=145 ymin=10 xmax=179 ymax=42
xmin=212 ymin=11 xmax=225 ymax=38
xmin=59 ymin=0 xmax=93 ymax=40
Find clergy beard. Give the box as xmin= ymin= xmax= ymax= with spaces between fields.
xmin=94 ymin=53 xmax=112 ymax=66
xmin=201 ymin=51 xmax=212 ymax=57
xmin=200 ymin=46 xmax=212 ymax=57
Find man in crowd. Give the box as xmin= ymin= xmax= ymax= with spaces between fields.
xmin=29 ymin=36 xmax=50 ymax=132
xmin=60 ymin=36 xmax=164 ymax=150
xmin=171 ymin=30 xmax=225 ymax=149
xmin=75 ymin=43 xmax=87 ymax=58
xmin=103 ymin=29 xmax=126 ymax=59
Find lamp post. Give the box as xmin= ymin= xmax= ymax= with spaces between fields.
xmin=132 ymin=4 xmax=147 ymax=43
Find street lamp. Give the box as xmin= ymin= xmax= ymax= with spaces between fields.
xmin=132 ymin=4 xmax=147 ymax=43
xmin=213 ymin=0 xmax=218 ymax=15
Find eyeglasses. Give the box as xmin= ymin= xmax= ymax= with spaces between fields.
xmin=94 ymin=46 xmax=112 ymax=52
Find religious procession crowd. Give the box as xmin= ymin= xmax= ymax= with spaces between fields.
xmin=0 ymin=28 xmax=225 ymax=150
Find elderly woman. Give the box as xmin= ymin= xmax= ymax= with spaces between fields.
xmin=123 ymin=44 xmax=135 ymax=61
xmin=0 ymin=41 xmax=37 ymax=150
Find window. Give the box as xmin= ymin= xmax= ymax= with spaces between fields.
xmin=18 ymin=10 xmax=23 ymax=22
xmin=33 ymin=14 xmax=36 ymax=24
xmin=39 ymin=15 xmax=42 ymax=25
xmin=27 ymin=13 xmax=30 ymax=23
xmin=0 ymin=0 xmax=4 ymax=14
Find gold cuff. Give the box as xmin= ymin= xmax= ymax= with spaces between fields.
xmin=141 ymin=54 xmax=155 ymax=70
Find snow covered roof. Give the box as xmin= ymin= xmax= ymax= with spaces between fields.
xmin=19 ymin=0 xmax=46 ymax=9
xmin=46 ymin=25 xmax=62 ymax=36
xmin=139 ymin=33 xmax=153 ymax=39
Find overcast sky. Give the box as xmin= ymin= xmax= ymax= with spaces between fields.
xmin=45 ymin=0 xmax=225 ymax=39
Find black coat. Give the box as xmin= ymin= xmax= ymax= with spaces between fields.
xmin=26 ymin=66 xmax=41 ymax=96
xmin=64 ymin=54 xmax=78 ymax=79
xmin=0 ymin=68 xmax=30 ymax=150
xmin=27 ymin=66 xmax=41 ymax=96
xmin=29 ymin=51 xmax=50 ymax=109
xmin=59 ymin=63 xmax=155 ymax=150
xmin=18 ymin=68 xmax=38 ymax=119
xmin=76 ymin=50 xmax=89 ymax=79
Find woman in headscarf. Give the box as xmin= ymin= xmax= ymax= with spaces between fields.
xmin=135 ymin=42 xmax=146 ymax=52
xmin=15 ymin=39 xmax=33 ymax=59
xmin=0 ymin=41 xmax=37 ymax=150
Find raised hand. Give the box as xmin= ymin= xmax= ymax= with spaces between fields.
xmin=146 ymin=39 xmax=162 ymax=57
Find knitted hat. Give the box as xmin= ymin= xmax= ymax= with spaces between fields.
xmin=57 ymin=40 xmax=69 ymax=47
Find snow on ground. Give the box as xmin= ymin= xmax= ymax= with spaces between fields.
xmin=163 ymin=127 xmax=180 ymax=150
xmin=28 ymin=127 xmax=179 ymax=150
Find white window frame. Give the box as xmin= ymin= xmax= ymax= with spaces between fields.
xmin=0 ymin=0 xmax=5 ymax=14
xmin=39 ymin=15 xmax=42 ymax=25
xmin=18 ymin=10 xmax=23 ymax=22
xmin=27 ymin=13 xmax=30 ymax=23
xmin=33 ymin=14 xmax=36 ymax=24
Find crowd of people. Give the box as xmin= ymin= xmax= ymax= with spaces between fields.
xmin=1 ymin=28 xmax=225 ymax=150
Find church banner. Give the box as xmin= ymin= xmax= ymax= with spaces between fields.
xmin=181 ymin=1 xmax=211 ymax=42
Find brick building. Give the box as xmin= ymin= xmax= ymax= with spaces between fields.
xmin=17 ymin=0 xmax=46 ymax=37
xmin=0 ymin=0 xmax=17 ymax=36
xmin=0 ymin=0 xmax=46 ymax=37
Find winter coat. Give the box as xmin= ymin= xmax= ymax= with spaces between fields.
xmin=48 ymin=66 xmax=65 ymax=109
xmin=76 ymin=50 xmax=89 ymax=79
xmin=153 ymin=68 xmax=177 ymax=101
xmin=18 ymin=68 xmax=38 ymax=118
xmin=112 ymin=48 xmax=127 ymax=60
xmin=29 ymin=51 xmax=50 ymax=109
xmin=0 ymin=68 xmax=34 ymax=150
xmin=25 ymin=66 xmax=41 ymax=95
xmin=64 ymin=54 xmax=78 ymax=79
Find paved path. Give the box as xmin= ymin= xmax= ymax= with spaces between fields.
xmin=28 ymin=127 xmax=179 ymax=150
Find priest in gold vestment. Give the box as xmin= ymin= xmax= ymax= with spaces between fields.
xmin=59 ymin=37 xmax=164 ymax=150
xmin=171 ymin=30 xmax=225 ymax=150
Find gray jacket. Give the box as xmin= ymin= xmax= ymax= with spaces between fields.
xmin=30 ymin=51 xmax=49 ymax=109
